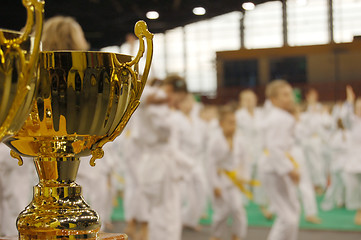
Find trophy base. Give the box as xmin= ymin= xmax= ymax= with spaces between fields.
xmin=0 ymin=233 xmax=128 ymax=240
xmin=97 ymin=233 xmax=128 ymax=240
xmin=17 ymin=183 xmax=101 ymax=239
xmin=16 ymin=157 xmax=101 ymax=239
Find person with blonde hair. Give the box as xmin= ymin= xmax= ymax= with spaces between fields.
xmin=260 ymin=80 xmax=300 ymax=240
xmin=208 ymin=105 xmax=249 ymax=240
xmin=42 ymin=16 xmax=90 ymax=51
xmin=235 ymin=90 xmax=270 ymax=218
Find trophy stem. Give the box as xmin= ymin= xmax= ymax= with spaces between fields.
xmin=17 ymin=157 xmax=101 ymax=239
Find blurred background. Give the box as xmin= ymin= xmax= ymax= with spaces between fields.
xmin=1 ymin=1 xmax=361 ymax=240
xmin=2 ymin=0 xmax=361 ymax=104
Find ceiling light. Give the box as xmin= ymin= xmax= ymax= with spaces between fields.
xmin=146 ymin=11 xmax=159 ymax=20
xmin=242 ymin=2 xmax=255 ymax=11
xmin=193 ymin=7 xmax=206 ymax=16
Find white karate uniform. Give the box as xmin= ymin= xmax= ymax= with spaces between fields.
xmin=321 ymin=128 xmax=348 ymax=210
xmin=137 ymin=89 xmax=193 ymax=240
xmin=207 ymin=128 xmax=248 ymax=239
xmin=190 ymin=101 xmax=203 ymax=120
xmin=122 ymin=127 xmax=150 ymax=223
xmin=332 ymin=102 xmax=352 ymax=129
xmin=172 ymin=111 xmax=208 ymax=228
xmin=300 ymin=104 xmax=330 ymax=189
xmin=321 ymin=101 xmax=358 ymax=211
xmin=102 ymin=139 xmax=122 ymax=223
xmin=259 ymin=105 xmax=300 ymax=240
xmin=235 ymin=108 xmax=263 ymax=171
xmin=78 ymin=148 xmax=116 ymax=231
xmin=293 ymin=121 xmax=318 ymax=217
xmin=235 ymin=108 xmax=266 ymax=206
xmin=0 ymin=144 xmax=33 ymax=236
xmin=342 ymin=108 xmax=361 ymax=211
xmin=121 ymin=87 xmax=156 ymax=223
xmin=202 ymin=118 xmax=220 ymax=202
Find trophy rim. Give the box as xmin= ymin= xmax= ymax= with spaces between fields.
xmin=0 ymin=28 xmax=23 ymax=36
xmin=41 ymin=50 xmax=133 ymax=59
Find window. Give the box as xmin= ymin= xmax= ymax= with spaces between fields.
xmin=184 ymin=12 xmax=241 ymax=93
xmin=334 ymin=0 xmax=361 ymax=43
xmin=149 ymin=33 xmax=166 ymax=79
xmin=164 ymin=27 xmax=185 ymax=75
xmin=269 ymin=56 xmax=307 ymax=83
xmin=223 ymin=59 xmax=258 ymax=87
xmin=287 ymin=0 xmax=329 ymax=46
xmin=153 ymin=12 xmax=241 ymax=93
xmin=244 ymin=1 xmax=283 ymax=48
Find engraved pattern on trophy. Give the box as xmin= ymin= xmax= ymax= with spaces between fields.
xmin=5 ymin=51 xmax=145 ymax=158
xmin=0 ymin=0 xmax=44 ymax=141
xmin=3 ymin=21 xmax=153 ymax=239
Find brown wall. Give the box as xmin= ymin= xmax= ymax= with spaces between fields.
xmin=207 ymin=41 xmax=361 ymax=105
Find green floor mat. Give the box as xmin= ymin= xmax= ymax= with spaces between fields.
xmin=112 ymin=197 xmax=125 ymax=221
xmin=246 ymin=197 xmax=360 ymax=231
xmin=112 ymin=196 xmax=361 ymax=232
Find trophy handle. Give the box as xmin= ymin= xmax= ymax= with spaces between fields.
xmin=0 ymin=0 xmax=44 ymax=140
xmin=127 ymin=20 xmax=154 ymax=98
xmin=89 ymin=20 xmax=153 ymax=166
xmin=10 ymin=150 xmax=24 ymax=166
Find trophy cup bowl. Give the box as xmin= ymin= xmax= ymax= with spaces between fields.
xmin=0 ymin=0 xmax=44 ymax=142
xmin=3 ymin=21 xmax=153 ymax=239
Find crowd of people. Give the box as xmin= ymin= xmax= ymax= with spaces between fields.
xmin=0 ymin=15 xmax=360 ymax=240
xmin=102 ymin=78 xmax=360 ymax=240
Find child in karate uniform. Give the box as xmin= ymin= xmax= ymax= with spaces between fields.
xmin=339 ymin=86 xmax=361 ymax=225
xmin=175 ymin=94 xmax=208 ymax=231
xmin=293 ymin=105 xmax=321 ymax=224
xmin=122 ymin=84 xmax=165 ymax=240
xmin=321 ymin=118 xmax=348 ymax=211
xmin=199 ymin=105 xmax=220 ymax=221
xmin=208 ymin=105 xmax=248 ymax=240
xmin=138 ymin=76 xmax=193 ymax=240
xmin=235 ymin=90 xmax=263 ymax=179
xmin=301 ymin=89 xmax=328 ymax=193
xmin=235 ymin=90 xmax=271 ymax=219
xmin=259 ymin=80 xmax=300 ymax=240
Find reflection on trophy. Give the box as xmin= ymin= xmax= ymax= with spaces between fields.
xmin=0 ymin=0 xmax=44 ymax=142
xmin=2 ymin=15 xmax=153 ymax=240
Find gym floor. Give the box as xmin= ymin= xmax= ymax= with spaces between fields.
xmin=110 ymin=221 xmax=361 ymax=240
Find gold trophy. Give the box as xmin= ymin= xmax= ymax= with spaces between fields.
xmin=0 ymin=0 xmax=44 ymax=141
xmin=3 ymin=20 xmax=153 ymax=239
